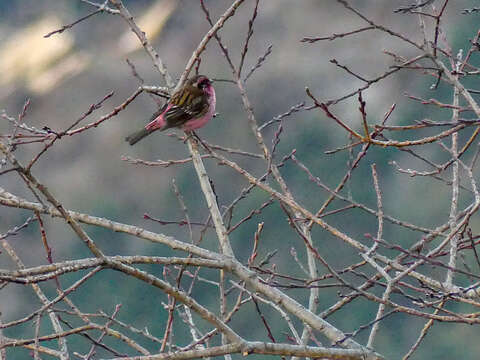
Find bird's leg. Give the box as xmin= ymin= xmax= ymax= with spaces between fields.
xmin=183 ymin=130 xmax=195 ymax=144
xmin=191 ymin=131 xmax=212 ymax=153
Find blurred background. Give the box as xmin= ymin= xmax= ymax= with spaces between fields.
xmin=1 ymin=1 xmax=480 ymax=358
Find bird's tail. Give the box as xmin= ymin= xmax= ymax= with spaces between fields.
xmin=125 ymin=128 xmax=153 ymax=145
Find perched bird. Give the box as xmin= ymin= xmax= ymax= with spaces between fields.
xmin=126 ymin=75 xmax=216 ymax=145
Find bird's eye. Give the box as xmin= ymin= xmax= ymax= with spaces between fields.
xmin=198 ymin=79 xmax=208 ymax=89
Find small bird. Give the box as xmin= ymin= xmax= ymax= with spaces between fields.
xmin=126 ymin=75 xmax=216 ymax=145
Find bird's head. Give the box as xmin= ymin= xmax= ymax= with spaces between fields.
xmin=189 ymin=75 xmax=213 ymax=92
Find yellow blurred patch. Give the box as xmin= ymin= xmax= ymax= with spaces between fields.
xmin=28 ymin=52 xmax=91 ymax=95
xmin=0 ymin=16 xmax=74 ymax=88
xmin=118 ymin=0 xmax=178 ymax=54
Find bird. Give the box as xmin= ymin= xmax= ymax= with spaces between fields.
xmin=125 ymin=75 xmax=216 ymax=145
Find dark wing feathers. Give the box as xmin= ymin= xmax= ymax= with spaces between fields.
xmin=161 ymin=86 xmax=209 ymax=130
xmin=147 ymin=103 xmax=169 ymax=123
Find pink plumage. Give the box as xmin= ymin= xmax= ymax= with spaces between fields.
xmin=126 ymin=75 xmax=216 ymax=145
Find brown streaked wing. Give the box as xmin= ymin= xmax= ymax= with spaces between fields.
xmin=161 ymin=86 xmax=209 ymax=130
